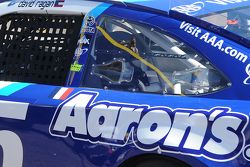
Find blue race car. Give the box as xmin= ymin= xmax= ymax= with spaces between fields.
xmin=0 ymin=0 xmax=249 ymax=167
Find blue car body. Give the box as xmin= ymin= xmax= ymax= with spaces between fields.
xmin=0 ymin=0 xmax=249 ymax=167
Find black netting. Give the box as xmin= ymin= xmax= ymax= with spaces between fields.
xmin=0 ymin=14 xmax=83 ymax=85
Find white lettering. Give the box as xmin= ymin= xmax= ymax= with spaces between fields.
xmin=87 ymin=104 xmax=120 ymax=138
xmin=112 ymin=107 xmax=143 ymax=140
xmin=214 ymin=40 xmax=224 ymax=50
xmin=50 ymin=92 xmax=249 ymax=161
xmin=204 ymin=116 xmax=243 ymax=155
xmin=236 ymin=52 xmax=248 ymax=63
xmin=179 ymin=22 xmax=202 ymax=37
xmin=180 ymin=22 xmax=248 ymax=64
xmin=200 ymin=32 xmax=210 ymax=42
xmin=207 ymin=36 xmax=217 ymax=45
xmin=164 ymin=112 xmax=207 ymax=150
xmin=230 ymin=49 xmax=238 ymax=57
xmin=171 ymin=2 xmax=205 ymax=15
xmin=0 ymin=130 xmax=23 ymax=167
xmin=52 ymin=94 xmax=93 ymax=135
xmin=187 ymin=26 xmax=195 ymax=34
xmin=137 ymin=109 xmax=171 ymax=145
xmin=180 ymin=22 xmax=191 ymax=30
xmin=243 ymin=63 xmax=250 ymax=85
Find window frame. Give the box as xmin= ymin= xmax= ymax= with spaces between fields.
xmin=81 ymin=15 xmax=231 ymax=96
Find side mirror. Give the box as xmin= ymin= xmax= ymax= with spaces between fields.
xmin=92 ymin=59 xmax=134 ymax=84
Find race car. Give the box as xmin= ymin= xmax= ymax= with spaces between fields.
xmin=0 ymin=0 xmax=249 ymax=167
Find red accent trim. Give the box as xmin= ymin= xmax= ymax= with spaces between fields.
xmin=227 ymin=20 xmax=238 ymax=25
xmin=60 ymin=88 xmax=74 ymax=100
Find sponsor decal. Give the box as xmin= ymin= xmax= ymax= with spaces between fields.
xmin=74 ymin=48 xmax=88 ymax=58
xmin=172 ymin=2 xmax=205 ymax=15
xmin=172 ymin=0 xmax=249 ymax=16
xmin=85 ymin=16 xmax=95 ymax=27
xmin=50 ymin=91 xmax=249 ymax=162
xmin=244 ymin=63 xmax=250 ymax=85
xmin=0 ymin=131 xmax=23 ymax=167
xmin=74 ymin=35 xmax=91 ymax=59
xmin=67 ymin=3 xmax=111 ymax=85
xmin=78 ymin=35 xmax=90 ymax=45
xmin=70 ymin=34 xmax=91 ymax=73
xmin=83 ymin=16 xmax=96 ymax=34
xmin=179 ymin=21 xmax=250 ymax=85
xmin=84 ymin=27 xmax=95 ymax=34
xmin=68 ymin=22 xmax=94 ymax=82
xmin=70 ymin=63 xmax=83 ymax=72
xmin=13 ymin=0 xmax=65 ymax=9
xmin=179 ymin=21 xmax=248 ymax=64
xmin=0 ymin=100 xmax=29 ymax=167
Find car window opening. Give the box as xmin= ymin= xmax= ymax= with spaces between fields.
xmin=0 ymin=14 xmax=83 ymax=86
xmin=83 ymin=17 xmax=229 ymax=96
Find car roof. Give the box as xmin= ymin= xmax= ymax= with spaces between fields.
xmin=91 ymin=0 xmax=250 ymax=48
xmin=90 ymin=0 xmax=250 ymax=16
xmin=2 ymin=0 xmax=250 ymax=16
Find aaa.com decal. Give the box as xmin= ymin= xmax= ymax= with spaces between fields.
xmin=179 ymin=21 xmax=250 ymax=85
xmin=49 ymin=91 xmax=249 ymax=162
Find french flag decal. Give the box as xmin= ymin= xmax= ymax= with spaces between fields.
xmin=53 ymin=88 xmax=74 ymax=100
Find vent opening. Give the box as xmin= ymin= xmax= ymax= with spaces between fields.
xmin=0 ymin=14 xmax=83 ymax=86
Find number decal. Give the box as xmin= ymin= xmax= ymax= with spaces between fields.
xmin=0 ymin=100 xmax=29 ymax=167
xmin=0 ymin=130 xmax=23 ymax=167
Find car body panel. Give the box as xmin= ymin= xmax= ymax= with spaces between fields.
xmin=0 ymin=0 xmax=249 ymax=167
xmin=0 ymin=82 xmax=250 ymax=167
xmin=89 ymin=0 xmax=250 ymax=16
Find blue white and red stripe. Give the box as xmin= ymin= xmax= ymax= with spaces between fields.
xmin=52 ymin=87 xmax=74 ymax=100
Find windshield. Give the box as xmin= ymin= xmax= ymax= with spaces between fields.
xmin=103 ymin=1 xmax=250 ymax=40
xmin=200 ymin=6 xmax=250 ymax=40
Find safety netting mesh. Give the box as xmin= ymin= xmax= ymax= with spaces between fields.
xmin=0 ymin=14 xmax=83 ymax=85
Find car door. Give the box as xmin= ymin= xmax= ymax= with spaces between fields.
xmin=79 ymin=8 xmax=250 ymax=167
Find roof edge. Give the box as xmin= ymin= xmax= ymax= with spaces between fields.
xmin=169 ymin=10 xmax=250 ymax=49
